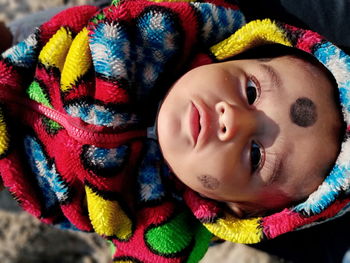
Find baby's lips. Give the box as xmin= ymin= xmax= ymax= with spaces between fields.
xmin=192 ymin=100 xmax=211 ymax=149
xmin=189 ymin=102 xmax=200 ymax=146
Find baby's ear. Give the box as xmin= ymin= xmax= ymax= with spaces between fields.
xmin=226 ymin=202 xmax=245 ymax=218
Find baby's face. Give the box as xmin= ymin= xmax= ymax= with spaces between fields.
xmin=157 ymin=56 xmax=341 ymax=216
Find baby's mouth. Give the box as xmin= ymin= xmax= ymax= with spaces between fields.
xmin=190 ymin=102 xmax=201 ymax=146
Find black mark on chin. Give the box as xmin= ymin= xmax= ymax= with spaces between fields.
xmin=290 ymin=97 xmax=317 ymax=127
xmin=197 ymin=175 xmax=220 ymax=190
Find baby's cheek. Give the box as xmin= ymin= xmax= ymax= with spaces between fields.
xmin=196 ymin=175 xmax=220 ymax=190
xmin=258 ymin=187 xmax=292 ymax=210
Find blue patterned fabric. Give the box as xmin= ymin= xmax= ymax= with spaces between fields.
xmin=190 ymin=3 xmax=245 ymax=46
xmin=83 ymin=144 xmax=129 ymax=170
xmin=90 ymin=21 xmax=131 ymax=80
xmin=134 ymin=8 xmax=180 ymax=98
xmin=2 ymin=32 xmax=39 ymax=68
xmin=315 ymin=43 xmax=350 ymax=117
xmin=294 ymin=164 xmax=346 ymax=214
xmin=138 ymin=140 xmax=168 ymax=202
xmin=24 ymin=135 xmax=70 ymax=206
xmin=65 ymin=101 xmax=139 ymax=128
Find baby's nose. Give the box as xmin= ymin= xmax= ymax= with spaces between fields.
xmin=215 ymin=101 xmax=254 ymax=141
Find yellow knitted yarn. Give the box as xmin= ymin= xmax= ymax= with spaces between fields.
xmin=0 ymin=107 xmax=9 ymax=156
xmin=85 ymin=185 xmax=133 ymax=240
xmin=61 ymin=27 xmax=92 ymax=92
xmin=39 ymin=27 xmax=73 ymax=71
xmin=203 ymin=213 xmax=262 ymax=244
xmin=210 ymin=19 xmax=292 ymax=60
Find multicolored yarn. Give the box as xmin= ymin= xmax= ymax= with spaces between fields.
xmin=0 ymin=0 xmax=243 ymax=262
xmin=1 ymin=0 xmax=350 ymax=262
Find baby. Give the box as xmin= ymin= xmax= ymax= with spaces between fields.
xmin=0 ymin=0 xmax=349 ymax=262
xmin=157 ymin=45 xmax=344 ymax=218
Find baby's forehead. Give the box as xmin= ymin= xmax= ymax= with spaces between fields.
xmin=271 ymin=55 xmax=337 ymax=106
xmin=264 ymin=56 xmax=340 ymax=184
xmin=289 ymin=97 xmax=317 ymax=128
xmin=282 ymin=55 xmax=327 ymax=78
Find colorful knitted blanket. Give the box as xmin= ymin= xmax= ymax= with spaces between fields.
xmin=1 ymin=0 xmax=350 ymax=262
xmin=0 ymin=0 xmax=244 ymax=262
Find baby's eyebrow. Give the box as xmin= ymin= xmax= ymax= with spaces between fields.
xmin=266 ymin=150 xmax=286 ymax=186
xmin=260 ymin=63 xmax=283 ymax=92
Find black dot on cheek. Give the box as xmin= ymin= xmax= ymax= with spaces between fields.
xmin=290 ymin=97 xmax=317 ymax=127
xmin=197 ymin=175 xmax=220 ymax=190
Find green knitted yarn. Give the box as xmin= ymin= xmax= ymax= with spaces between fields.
xmin=42 ymin=117 xmax=62 ymax=134
xmin=91 ymin=13 xmax=106 ymax=25
xmin=27 ymin=81 xmax=52 ymax=108
xmin=27 ymin=81 xmax=62 ymax=133
xmin=187 ymin=223 xmax=212 ymax=263
xmin=145 ymin=211 xmax=212 ymax=261
xmin=111 ymin=0 xmax=122 ymax=6
xmin=107 ymin=240 xmax=116 ymax=256
xmin=145 ymin=211 xmax=193 ymax=256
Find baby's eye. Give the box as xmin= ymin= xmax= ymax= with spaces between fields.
xmin=250 ymin=141 xmax=262 ymax=173
xmin=246 ymin=79 xmax=258 ymax=105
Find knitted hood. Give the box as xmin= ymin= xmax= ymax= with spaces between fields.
xmin=0 ymin=0 xmax=349 ymax=262
xmin=183 ymin=18 xmax=350 ymax=244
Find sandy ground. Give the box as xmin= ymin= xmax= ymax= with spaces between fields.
xmin=0 ymin=189 xmax=281 ymax=263
xmin=0 ymin=0 xmax=282 ymax=262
